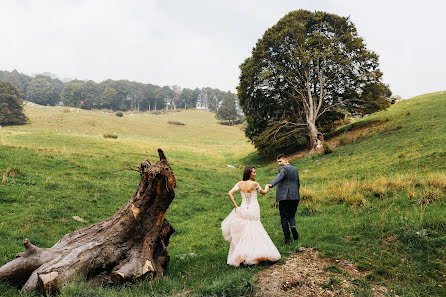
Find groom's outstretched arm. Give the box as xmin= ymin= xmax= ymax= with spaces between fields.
xmin=270 ymin=167 xmax=287 ymax=187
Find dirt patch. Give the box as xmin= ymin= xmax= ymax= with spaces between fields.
xmin=254 ymin=248 xmax=387 ymax=297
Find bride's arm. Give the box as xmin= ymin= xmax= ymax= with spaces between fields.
xmin=228 ymin=184 xmax=239 ymax=208
xmin=258 ymin=183 xmax=269 ymax=195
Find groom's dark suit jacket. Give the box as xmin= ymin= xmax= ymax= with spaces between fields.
xmin=270 ymin=163 xmax=300 ymax=202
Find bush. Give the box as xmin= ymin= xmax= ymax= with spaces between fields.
xmin=103 ymin=134 xmax=118 ymax=139
xmin=322 ymin=143 xmax=332 ymax=154
xmin=168 ymin=121 xmax=185 ymax=126
xmin=115 ymin=111 xmax=123 ymax=117
xmin=0 ymin=81 xmax=27 ymax=125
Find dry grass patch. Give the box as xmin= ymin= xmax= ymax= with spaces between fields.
xmin=302 ymin=174 xmax=446 ymax=209
xmin=418 ymin=187 xmax=445 ymax=205
xmin=361 ymin=180 xmax=389 ymax=199
xmin=383 ymin=175 xmax=415 ymax=192
xmin=300 ymin=187 xmax=319 ymax=203
xmin=300 ymin=188 xmax=322 ymax=215
xmin=426 ymin=172 xmax=446 ymax=191
xmin=326 ymin=180 xmax=367 ymax=207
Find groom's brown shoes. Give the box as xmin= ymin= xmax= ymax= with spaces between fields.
xmin=291 ymin=227 xmax=299 ymax=241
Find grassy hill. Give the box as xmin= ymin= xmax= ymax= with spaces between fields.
xmin=0 ymin=92 xmax=445 ymax=296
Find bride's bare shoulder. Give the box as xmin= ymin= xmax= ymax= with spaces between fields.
xmin=239 ymin=181 xmax=258 ymax=193
xmin=238 ymin=181 xmax=248 ymax=191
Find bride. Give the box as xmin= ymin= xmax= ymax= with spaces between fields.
xmin=221 ymin=166 xmax=281 ymax=266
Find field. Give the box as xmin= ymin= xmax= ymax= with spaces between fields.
xmin=0 ymin=92 xmax=445 ymax=296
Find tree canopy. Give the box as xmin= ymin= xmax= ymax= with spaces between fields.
xmin=25 ymin=75 xmax=62 ymax=106
xmin=216 ymin=92 xmax=240 ymax=125
xmin=0 ymin=80 xmax=27 ymax=125
xmin=238 ymin=10 xmax=391 ymax=152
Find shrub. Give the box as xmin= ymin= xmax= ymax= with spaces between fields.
xmin=115 ymin=111 xmax=123 ymax=117
xmin=168 ymin=121 xmax=185 ymax=126
xmin=103 ymin=134 xmax=118 ymax=139
xmin=322 ymin=143 xmax=332 ymax=154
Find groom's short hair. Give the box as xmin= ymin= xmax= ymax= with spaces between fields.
xmin=276 ymin=153 xmax=287 ymax=160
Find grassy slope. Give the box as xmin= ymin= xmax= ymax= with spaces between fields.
xmin=0 ymin=92 xmax=445 ymax=296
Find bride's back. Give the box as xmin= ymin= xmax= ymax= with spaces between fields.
xmin=238 ymin=180 xmax=258 ymax=193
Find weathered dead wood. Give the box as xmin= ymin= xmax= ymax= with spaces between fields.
xmin=0 ymin=148 xmax=176 ymax=295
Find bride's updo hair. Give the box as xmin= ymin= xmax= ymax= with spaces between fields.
xmin=243 ymin=166 xmax=255 ymax=181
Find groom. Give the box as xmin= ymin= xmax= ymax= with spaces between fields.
xmin=267 ymin=154 xmax=300 ymax=244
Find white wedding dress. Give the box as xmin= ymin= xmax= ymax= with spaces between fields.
xmin=221 ymin=183 xmax=281 ymax=266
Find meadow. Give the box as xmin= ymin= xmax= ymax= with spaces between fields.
xmin=0 ymin=92 xmax=445 ymax=296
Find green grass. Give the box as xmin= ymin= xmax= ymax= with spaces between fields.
xmin=1 ymin=92 xmax=445 ymax=296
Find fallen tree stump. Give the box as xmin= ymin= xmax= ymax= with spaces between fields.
xmin=0 ymin=148 xmax=176 ymax=295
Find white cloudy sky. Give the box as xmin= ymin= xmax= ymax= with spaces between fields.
xmin=1 ymin=0 xmax=445 ymax=98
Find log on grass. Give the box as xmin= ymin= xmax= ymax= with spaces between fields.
xmin=0 ymin=148 xmax=176 ymax=295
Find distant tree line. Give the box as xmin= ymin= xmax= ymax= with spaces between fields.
xmin=0 ymin=69 xmax=237 ymax=113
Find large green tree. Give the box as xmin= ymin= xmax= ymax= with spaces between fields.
xmin=216 ymin=92 xmax=239 ymax=125
xmin=178 ymin=88 xmax=198 ymax=109
xmin=101 ymin=86 xmax=118 ymax=109
xmin=0 ymin=81 xmax=27 ymax=125
xmin=26 ymin=75 xmax=61 ymax=106
xmin=238 ymin=10 xmax=391 ymax=151
xmin=60 ymin=82 xmax=83 ymax=107
xmin=81 ymin=80 xmax=103 ymax=109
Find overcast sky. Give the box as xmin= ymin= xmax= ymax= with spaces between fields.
xmin=1 ymin=0 xmax=445 ymax=98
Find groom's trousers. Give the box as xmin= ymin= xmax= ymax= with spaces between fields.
xmin=279 ymin=200 xmax=300 ymax=240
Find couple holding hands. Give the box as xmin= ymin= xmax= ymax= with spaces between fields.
xmin=221 ymin=154 xmax=301 ymax=267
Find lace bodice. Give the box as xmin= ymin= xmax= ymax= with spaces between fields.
xmin=241 ymin=188 xmax=258 ymax=209
xmin=231 ymin=182 xmax=261 ymax=220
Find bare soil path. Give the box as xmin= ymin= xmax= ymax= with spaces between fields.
xmin=254 ymin=248 xmax=389 ymax=297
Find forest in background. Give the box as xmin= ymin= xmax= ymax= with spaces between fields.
xmin=0 ymin=69 xmax=237 ymax=112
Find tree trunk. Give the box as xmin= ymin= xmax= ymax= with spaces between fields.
xmin=307 ymin=119 xmax=323 ymax=151
xmin=0 ymin=149 xmax=176 ymax=295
